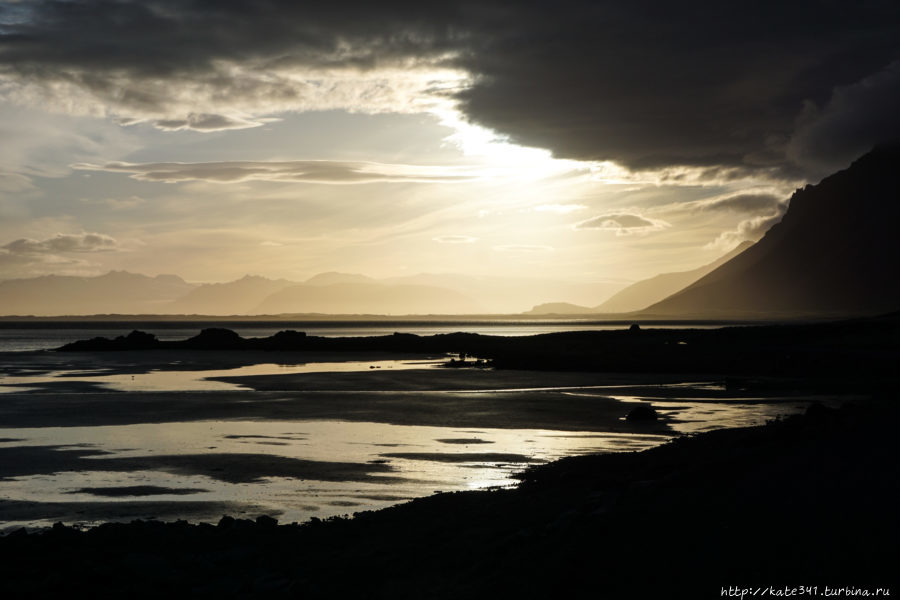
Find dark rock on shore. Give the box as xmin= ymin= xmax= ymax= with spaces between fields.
xmin=1 ymin=400 xmax=895 ymax=598
xmin=625 ymin=405 xmax=658 ymax=421
xmin=56 ymin=311 xmax=900 ymax=382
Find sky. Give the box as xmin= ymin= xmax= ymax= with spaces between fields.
xmin=0 ymin=1 xmax=898 ymax=284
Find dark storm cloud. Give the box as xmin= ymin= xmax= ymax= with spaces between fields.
xmin=0 ymin=1 xmax=464 ymax=76
xmin=787 ymin=61 xmax=900 ymax=175
xmin=1 ymin=0 xmax=898 ymax=175
xmin=453 ymin=1 xmax=900 ymax=176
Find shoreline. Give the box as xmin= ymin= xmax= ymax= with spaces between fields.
xmin=1 ymin=399 xmax=894 ymax=597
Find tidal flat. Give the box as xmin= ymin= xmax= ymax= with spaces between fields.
xmin=0 ymin=400 xmax=894 ymax=598
xmin=0 ymin=348 xmax=846 ymax=530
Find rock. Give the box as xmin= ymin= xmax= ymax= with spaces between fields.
xmin=185 ymin=328 xmax=244 ymax=349
xmin=255 ymin=515 xmax=278 ymax=528
xmin=217 ymin=515 xmax=236 ymax=528
xmin=626 ymin=405 xmax=658 ymax=421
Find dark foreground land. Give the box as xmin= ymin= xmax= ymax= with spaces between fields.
xmin=1 ymin=400 xmax=896 ymax=599
xmin=57 ymin=311 xmax=900 ymax=380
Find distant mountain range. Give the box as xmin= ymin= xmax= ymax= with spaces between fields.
xmin=0 ymin=269 xmax=625 ymax=316
xmin=0 ymin=271 xmax=195 ymax=316
xmin=252 ymin=281 xmax=484 ymax=315
xmin=596 ymin=241 xmax=754 ymax=313
xmin=645 ymin=146 xmax=900 ymax=318
xmin=527 ymin=241 xmax=753 ymax=315
xmin=4 ymin=148 xmax=895 ymax=319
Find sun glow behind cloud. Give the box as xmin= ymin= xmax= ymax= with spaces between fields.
xmin=0 ymin=24 xmax=799 ymax=285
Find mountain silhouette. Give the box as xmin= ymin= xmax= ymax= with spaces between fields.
xmin=166 ymin=275 xmax=296 ymax=315
xmin=524 ymin=302 xmax=594 ymax=315
xmin=384 ymin=273 xmax=626 ymax=313
xmin=525 ymin=242 xmax=753 ymax=315
xmin=304 ymin=272 xmax=376 ymax=286
xmin=0 ymin=271 xmax=195 ymax=316
xmin=251 ymin=281 xmax=484 ymax=315
xmin=646 ymin=146 xmax=900 ymax=318
xmin=595 ymin=241 xmax=754 ymax=313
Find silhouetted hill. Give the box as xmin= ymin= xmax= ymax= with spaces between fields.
xmin=166 ymin=275 xmax=296 ymax=315
xmin=0 ymin=269 xmax=626 ymax=317
xmin=0 ymin=271 xmax=195 ymax=316
xmin=59 ymin=314 xmax=900 ymax=380
xmin=597 ymin=241 xmax=753 ymax=313
xmin=647 ymin=146 xmax=900 ymax=317
xmin=304 ymin=272 xmax=376 ymax=286
xmin=525 ymin=302 xmax=594 ymax=315
xmin=384 ymin=273 xmax=626 ymax=313
xmin=252 ymin=282 xmax=484 ymax=315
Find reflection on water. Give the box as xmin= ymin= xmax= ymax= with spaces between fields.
xmin=0 ymin=355 xmax=853 ymax=530
xmin=0 ymin=358 xmax=443 ymax=394
xmin=0 ymin=419 xmax=668 ymax=529
xmin=602 ymin=393 xmax=845 ymax=434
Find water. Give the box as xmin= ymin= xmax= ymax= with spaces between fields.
xmin=0 ymin=419 xmax=670 ymax=529
xmin=0 ymin=321 xmax=834 ymax=530
xmin=0 ymin=358 xmax=444 ymax=394
xmin=0 ymin=320 xmax=735 ymax=352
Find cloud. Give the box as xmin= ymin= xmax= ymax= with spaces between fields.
xmin=0 ymin=1 xmax=897 ymax=176
xmin=0 ymin=2 xmax=467 ymax=129
xmin=493 ymin=244 xmax=553 ymax=252
xmin=152 ymin=113 xmax=271 ymax=132
xmin=662 ymin=192 xmax=787 ymax=214
xmin=453 ymin=3 xmax=900 ymax=176
xmin=80 ymin=195 xmax=145 ymax=210
xmin=574 ymin=213 xmax=669 ymax=235
xmin=706 ymin=211 xmax=786 ymax=251
xmin=0 ymin=248 xmax=90 ymax=273
xmin=0 ymin=232 xmax=116 ymax=277
xmin=532 ymin=204 xmax=587 ymax=214
xmin=787 ymin=61 xmax=900 ymax=176
xmin=433 ymin=235 xmax=477 ymax=244
xmin=2 ymin=232 xmax=118 ymax=254
xmin=0 ymin=172 xmax=33 ymax=193
xmin=73 ymin=160 xmax=477 ymax=184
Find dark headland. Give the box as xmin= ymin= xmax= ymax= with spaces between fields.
xmin=56 ymin=311 xmax=900 ymax=380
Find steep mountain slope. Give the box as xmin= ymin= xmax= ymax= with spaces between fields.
xmin=646 ymin=146 xmax=900 ymax=317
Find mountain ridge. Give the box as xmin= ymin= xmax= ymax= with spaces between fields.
xmin=645 ymin=146 xmax=900 ymax=317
